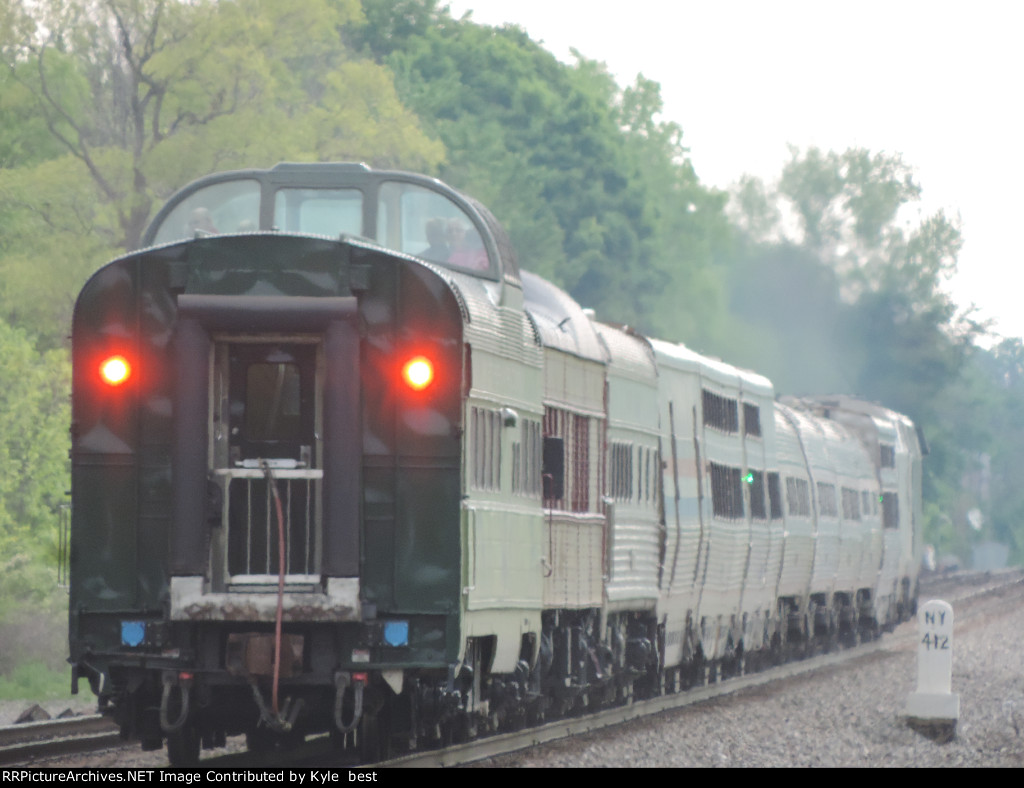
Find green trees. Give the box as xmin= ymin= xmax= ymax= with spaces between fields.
xmin=0 ymin=319 xmax=68 ymax=547
xmin=723 ymin=145 xmax=1015 ymax=561
xmin=355 ymin=1 xmax=731 ymax=338
xmin=0 ymin=318 xmax=70 ymax=678
xmin=3 ymin=0 xmax=442 ymax=250
xmin=0 ymin=0 xmax=444 ymax=349
xmin=981 ymin=340 xmax=1024 ymax=562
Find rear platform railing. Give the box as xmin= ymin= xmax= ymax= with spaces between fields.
xmin=213 ymin=468 xmax=323 ymax=588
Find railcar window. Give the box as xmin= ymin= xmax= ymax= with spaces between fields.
xmin=748 ymin=469 xmax=767 ymax=520
xmin=152 ymin=179 xmax=260 ymax=245
xmin=817 ymin=483 xmax=838 ymax=517
xmin=528 ymin=420 xmax=541 ymax=495
xmin=767 ymin=472 xmax=784 ymax=519
xmin=786 ymin=477 xmax=811 ymax=517
xmin=743 ymin=403 xmax=761 ymax=437
xmin=572 ymin=414 xmax=593 ymax=512
xmin=882 ymin=492 xmax=899 ymax=529
xmin=377 ymin=181 xmax=492 ymax=274
xmin=842 ymin=487 xmax=862 ymax=521
xmin=637 ymin=448 xmax=645 ymax=502
xmin=862 ymin=490 xmax=871 ymax=516
xmin=512 ymin=420 xmax=542 ymax=496
xmin=710 ymin=462 xmax=744 ymax=519
xmin=702 ymin=389 xmax=739 ymax=433
xmin=880 ymin=444 xmax=896 ymax=468
xmin=543 ymin=407 xmax=595 ymax=513
xmin=471 ymin=407 xmax=502 ymax=491
xmin=610 ymin=442 xmax=634 ymax=501
xmin=273 ymin=188 xmax=362 ymax=237
xmin=245 ymin=363 xmax=303 ymax=442
xmin=644 ymin=448 xmax=655 ymax=503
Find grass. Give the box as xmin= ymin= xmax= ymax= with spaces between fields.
xmin=0 ymin=662 xmax=74 ymax=701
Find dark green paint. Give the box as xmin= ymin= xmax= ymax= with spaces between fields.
xmin=71 ymin=233 xmax=467 ymax=676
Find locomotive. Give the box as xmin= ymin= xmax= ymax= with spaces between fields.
xmin=67 ymin=163 xmax=922 ymax=764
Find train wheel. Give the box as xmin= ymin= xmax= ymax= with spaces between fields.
xmin=823 ymin=624 xmax=839 ymax=654
xmin=358 ymin=706 xmax=392 ymax=764
xmin=246 ymin=726 xmax=274 ymax=753
xmin=166 ymin=725 xmax=200 ymax=766
xmin=686 ymin=651 xmax=706 ymax=688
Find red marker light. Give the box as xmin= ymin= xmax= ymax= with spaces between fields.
xmin=401 ymin=356 xmax=434 ymax=391
xmin=99 ymin=355 xmax=131 ymax=386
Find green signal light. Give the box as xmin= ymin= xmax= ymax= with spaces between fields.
xmin=744 ymin=472 xmax=755 ymax=484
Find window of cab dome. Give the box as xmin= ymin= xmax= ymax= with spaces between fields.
xmin=152 ymin=179 xmax=260 ymax=245
xmin=274 ymin=188 xmax=363 ymax=237
xmin=377 ymin=181 xmax=492 ymax=274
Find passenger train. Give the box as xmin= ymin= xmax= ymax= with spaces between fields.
xmin=67 ymin=163 xmax=922 ymax=764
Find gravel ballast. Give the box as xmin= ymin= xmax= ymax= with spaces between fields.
xmin=478 ymin=579 xmax=1024 ymax=768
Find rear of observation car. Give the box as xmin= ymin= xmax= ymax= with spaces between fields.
xmin=67 ymin=171 xmax=484 ymax=761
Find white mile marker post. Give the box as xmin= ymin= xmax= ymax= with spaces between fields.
xmin=905 ymin=599 xmax=959 ymax=741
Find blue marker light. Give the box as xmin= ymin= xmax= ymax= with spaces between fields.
xmin=383 ymin=621 xmax=409 ymax=647
xmin=121 ymin=621 xmax=145 ymax=647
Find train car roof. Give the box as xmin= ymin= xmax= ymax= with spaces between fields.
xmin=648 ymin=337 xmax=775 ymax=399
xmin=797 ymin=394 xmax=917 ymax=433
xmin=592 ymin=322 xmax=658 ymax=382
xmin=783 ymin=395 xmax=904 ymax=446
xmin=520 ymin=270 xmax=605 ymax=363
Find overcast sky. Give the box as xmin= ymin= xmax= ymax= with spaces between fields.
xmin=446 ymin=0 xmax=1024 ymax=341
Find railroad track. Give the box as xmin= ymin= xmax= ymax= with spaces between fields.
xmin=0 ymin=715 xmax=121 ymax=766
xmin=5 ymin=568 xmax=1020 ymax=769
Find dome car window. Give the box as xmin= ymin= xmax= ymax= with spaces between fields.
xmin=273 ymin=188 xmax=363 ymax=238
xmin=377 ymin=181 xmax=492 ymax=274
xmin=152 ymin=179 xmax=261 ymax=245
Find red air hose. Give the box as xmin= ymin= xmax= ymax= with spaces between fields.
xmin=262 ymin=463 xmax=287 ymax=717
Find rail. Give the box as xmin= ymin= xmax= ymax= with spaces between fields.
xmin=0 ymin=716 xmax=119 ymax=766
